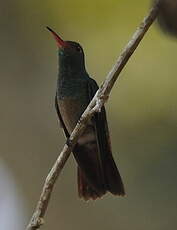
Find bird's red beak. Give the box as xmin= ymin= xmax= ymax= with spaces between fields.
xmin=46 ymin=26 xmax=68 ymax=48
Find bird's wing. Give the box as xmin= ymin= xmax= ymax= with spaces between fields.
xmin=87 ymin=78 xmax=125 ymax=196
xmin=55 ymin=93 xmax=70 ymax=138
xmin=87 ymin=78 xmax=112 ymax=159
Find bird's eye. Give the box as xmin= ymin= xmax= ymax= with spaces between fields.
xmin=76 ymin=46 xmax=82 ymax=52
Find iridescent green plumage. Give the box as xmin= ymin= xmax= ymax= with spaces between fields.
xmin=48 ymin=27 xmax=125 ymax=200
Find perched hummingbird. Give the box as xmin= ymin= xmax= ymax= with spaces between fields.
xmin=47 ymin=27 xmax=125 ymax=200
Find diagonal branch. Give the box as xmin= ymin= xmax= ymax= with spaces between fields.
xmin=26 ymin=1 xmax=161 ymax=229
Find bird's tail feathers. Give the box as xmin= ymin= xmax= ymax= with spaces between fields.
xmin=77 ymin=153 xmax=125 ymax=200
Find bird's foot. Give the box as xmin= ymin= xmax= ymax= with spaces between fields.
xmin=66 ymin=138 xmax=72 ymax=147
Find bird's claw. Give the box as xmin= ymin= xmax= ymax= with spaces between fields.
xmin=66 ymin=138 xmax=72 ymax=147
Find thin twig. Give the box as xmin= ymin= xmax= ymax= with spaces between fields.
xmin=26 ymin=1 xmax=160 ymax=229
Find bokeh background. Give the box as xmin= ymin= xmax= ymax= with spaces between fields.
xmin=1 ymin=0 xmax=177 ymax=229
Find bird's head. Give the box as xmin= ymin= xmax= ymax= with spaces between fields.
xmin=47 ymin=27 xmax=86 ymax=72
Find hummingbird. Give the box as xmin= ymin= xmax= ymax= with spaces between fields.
xmin=47 ymin=26 xmax=125 ymax=200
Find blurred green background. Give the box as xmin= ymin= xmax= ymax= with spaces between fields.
xmin=1 ymin=0 xmax=177 ymax=229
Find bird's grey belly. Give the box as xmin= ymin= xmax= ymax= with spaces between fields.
xmin=58 ymin=98 xmax=87 ymax=133
xmin=58 ymin=98 xmax=96 ymax=148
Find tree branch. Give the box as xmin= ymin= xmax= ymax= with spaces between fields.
xmin=26 ymin=1 xmax=160 ymax=229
